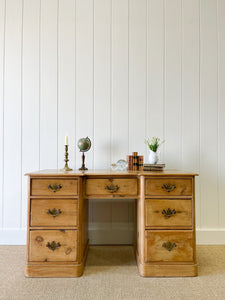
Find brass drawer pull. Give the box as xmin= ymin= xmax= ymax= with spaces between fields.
xmin=162 ymin=183 xmax=176 ymax=192
xmin=47 ymin=208 xmax=62 ymax=217
xmin=48 ymin=183 xmax=62 ymax=193
xmin=46 ymin=241 xmax=61 ymax=251
xmin=105 ymin=180 xmax=119 ymax=193
xmin=162 ymin=208 xmax=176 ymax=218
xmin=162 ymin=241 xmax=177 ymax=251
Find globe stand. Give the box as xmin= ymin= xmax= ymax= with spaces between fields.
xmin=79 ymin=152 xmax=88 ymax=171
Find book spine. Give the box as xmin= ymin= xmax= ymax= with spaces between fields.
xmin=133 ymin=152 xmax=138 ymax=171
xmin=127 ymin=155 xmax=133 ymax=171
xmin=138 ymin=155 xmax=143 ymax=171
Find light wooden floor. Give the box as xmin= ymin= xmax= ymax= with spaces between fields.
xmin=1 ymin=245 xmax=225 ymax=300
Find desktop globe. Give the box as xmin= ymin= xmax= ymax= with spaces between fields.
xmin=77 ymin=137 xmax=91 ymax=152
xmin=77 ymin=137 xmax=91 ymax=170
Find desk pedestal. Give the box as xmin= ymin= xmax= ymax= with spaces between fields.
xmin=25 ymin=170 xmax=198 ymax=277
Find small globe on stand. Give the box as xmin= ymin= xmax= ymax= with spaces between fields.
xmin=77 ymin=137 xmax=91 ymax=170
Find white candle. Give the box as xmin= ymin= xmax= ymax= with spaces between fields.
xmin=65 ymin=135 xmax=68 ymax=145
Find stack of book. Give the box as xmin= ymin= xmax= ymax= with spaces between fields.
xmin=143 ymin=164 xmax=165 ymax=171
xmin=127 ymin=152 xmax=144 ymax=171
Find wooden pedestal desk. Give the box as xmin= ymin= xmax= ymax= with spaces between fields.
xmin=25 ymin=169 xmax=198 ymax=278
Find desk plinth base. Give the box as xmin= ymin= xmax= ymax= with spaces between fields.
xmin=136 ymin=252 xmax=198 ymax=277
xmin=25 ymin=263 xmax=84 ymax=278
xmin=25 ymin=241 xmax=89 ymax=278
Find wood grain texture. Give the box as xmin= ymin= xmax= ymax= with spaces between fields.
xmin=145 ymin=230 xmax=194 ymax=262
xmin=30 ymin=199 xmax=78 ymax=227
xmin=29 ymin=230 xmax=78 ymax=262
xmin=26 ymin=169 xmax=198 ymax=176
xmin=25 ymin=263 xmax=84 ymax=278
xmin=25 ymin=240 xmax=89 ymax=277
xmin=145 ymin=178 xmax=192 ymax=196
xmin=145 ymin=199 xmax=192 ymax=228
xmin=137 ymin=253 xmax=197 ymax=277
xmin=31 ymin=179 xmax=78 ymax=196
xmin=86 ymin=178 xmax=138 ymax=196
xmin=25 ymin=170 xmax=197 ymax=277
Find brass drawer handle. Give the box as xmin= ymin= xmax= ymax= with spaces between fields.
xmin=48 ymin=183 xmax=62 ymax=193
xmin=162 ymin=183 xmax=176 ymax=192
xmin=105 ymin=180 xmax=119 ymax=193
xmin=162 ymin=241 xmax=177 ymax=251
xmin=161 ymin=208 xmax=176 ymax=218
xmin=46 ymin=241 xmax=61 ymax=251
xmin=47 ymin=208 xmax=62 ymax=217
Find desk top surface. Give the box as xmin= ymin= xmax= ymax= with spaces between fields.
xmin=26 ymin=169 xmax=198 ymax=177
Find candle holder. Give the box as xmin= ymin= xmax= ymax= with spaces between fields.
xmin=60 ymin=145 xmax=72 ymax=171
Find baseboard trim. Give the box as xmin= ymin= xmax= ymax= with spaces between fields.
xmin=1 ymin=228 xmax=225 ymax=245
xmin=196 ymin=229 xmax=225 ymax=245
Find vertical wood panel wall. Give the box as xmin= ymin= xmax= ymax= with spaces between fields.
xmin=0 ymin=0 xmax=225 ymax=244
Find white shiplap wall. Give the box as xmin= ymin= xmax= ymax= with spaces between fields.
xmin=0 ymin=0 xmax=225 ymax=245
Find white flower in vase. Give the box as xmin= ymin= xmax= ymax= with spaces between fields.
xmin=144 ymin=137 xmax=164 ymax=165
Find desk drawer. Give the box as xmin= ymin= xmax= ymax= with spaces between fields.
xmin=86 ymin=178 xmax=137 ymax=196
xmin=145 ymin=199 xmax=192 ymax=228
xmin=146 ymin=178 xmax=192 ymax=197
xmin=145 ymin=230 xmax=193 ymax=262
xmin=29 ymin=230 xmax=78 ymax=262
xmin=31 ymin=179 xmax=78 ymax=196
xmin=30 ymin=199 xmax=78 ymax=227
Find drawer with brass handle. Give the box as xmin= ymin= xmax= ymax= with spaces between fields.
xmin=145 ymin=178 xmax=192 ymax=196
xmin=30 ymin=199 xmax=78 ymax=227
xmin=31 ymin=179 xmax=78 ymax=196
xmin=29 ymin=230 xmax=78 ymax=262
xmin=145 ymin=230 xmax=194 ymax=262
xmin=86 ymin=178 xmax=137 ymax=197
xmin=145 ymin=199 xmax=192 ymax=228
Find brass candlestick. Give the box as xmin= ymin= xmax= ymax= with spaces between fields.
xmin=61 ymin=145 xmax=72 ymax=171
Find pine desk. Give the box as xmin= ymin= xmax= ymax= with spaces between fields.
xmin=25 ymin=169 xmax=198 ymax=277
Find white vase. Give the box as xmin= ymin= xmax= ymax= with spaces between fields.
xmin=148 ymin=150 xmax=159 ymax=164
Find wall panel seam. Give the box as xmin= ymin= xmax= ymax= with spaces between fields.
xmin=128 ymin=0 xmax=130 ymax=153
xmin=20 ymin=0 xmax=24 ymax=228
xmin=38 ymin=0 xmax=42 ymax=170
xmin=181 ymin=0 xmax=183 ymax=168
xmin=57 ymin=0 xmax=59 ymax=170
xmin=93 ymin=0 xmax=95 ymax=169
xmin=110 ymin=0 xmax=112 ymax=165
xmin=1 ymin=0 xmax=6 ymax=228
xmin=145 ymin=0 xmax=148 ymax=152
xmin=163 ymin=0 xmax=165 ymax=162
xmin=199 ymin=0 xmax=202 ymax=229
xmin=74 ymin=0 xmax=76 ymax=167
xmin=216 ymin=0 xmax=220 ymax=228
